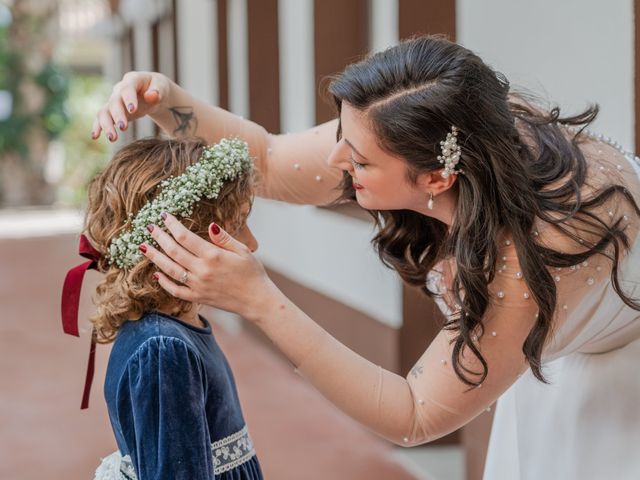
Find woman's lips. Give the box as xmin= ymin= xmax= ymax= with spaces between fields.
xmin=353 ymin=181 xmax=364 ymax=190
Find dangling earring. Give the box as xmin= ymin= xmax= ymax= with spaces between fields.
xmin=427 ymin=192 xmax=434 ymax=210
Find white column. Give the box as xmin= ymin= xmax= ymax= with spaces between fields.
xmin=157 ymin=17 xmax=176 ymax=81
xmin=133 ymin=23 xmax=155 ymax=137
xmin=227 ymin=0 xmax=249 ymax=117
xmin=175 ymin=0 xmax=218 ymax=105
xmin=457 ymin=0 xmax=634 ymax=150
xmin=278 ymin=0 xmax=315 ymax=132
xmin=250 ymin=200 xmax=404 ymax=328
xmin=369 ymin=0 xmax=399 ymax=54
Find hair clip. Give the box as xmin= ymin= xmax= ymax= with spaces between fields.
xmin=438 ymin=126 xmax=463 ymax=178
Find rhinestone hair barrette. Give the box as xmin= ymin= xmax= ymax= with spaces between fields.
xmin=438 ymin=126 xmax=463 ymax=178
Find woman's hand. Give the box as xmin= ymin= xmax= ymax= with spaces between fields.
xmin=92 ymin=71 xmax=171 ymax=142
xmin=139 ymin=213 xmax=275 ymax=320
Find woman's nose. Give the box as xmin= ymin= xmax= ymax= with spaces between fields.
xmin=327 ymin=140 xmax=353 ymax=172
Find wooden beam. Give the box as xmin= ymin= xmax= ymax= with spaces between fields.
xmin=217 ymin=0 xmax=229 ymax=110
xmin=399 ymin=0 xmax=456 ymax=40
xmin=247 ymin=0 xmax=281 ymax=133
xmin=313 ymin=0 xmax=369 ymax=124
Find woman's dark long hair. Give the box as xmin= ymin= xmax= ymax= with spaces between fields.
xmin=328 ymin=35 xmax=640 ymax=386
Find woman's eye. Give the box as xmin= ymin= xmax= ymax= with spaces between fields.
xmin=350 ymin=155 xmax=365 ymax=170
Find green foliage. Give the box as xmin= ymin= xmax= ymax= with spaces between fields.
xmin=35 ymin=62 xmax=71 ymax=138
xmin=0 ymin=14 xmax=71 ymax=159
xmin=0 ymin=22 xmax=27 ymax=156
xmin=56 ymin=74 xmax=110 ymax=207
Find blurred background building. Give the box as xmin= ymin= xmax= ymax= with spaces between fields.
xmin=0 ymin=0 xmax=635 ymax=479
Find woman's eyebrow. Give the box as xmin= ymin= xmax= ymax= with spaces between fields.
xmin=344 ymin=139 xmax=369 ymax=161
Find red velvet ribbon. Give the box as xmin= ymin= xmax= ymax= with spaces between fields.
xmin=61 ymin=234 xmax=102 ymax=409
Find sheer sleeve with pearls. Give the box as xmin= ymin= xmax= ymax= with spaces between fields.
xmin=293 ymin=130 xmax=640 ymax=445
xmin=191 ymin=105 xmax=344 ymax=205
xmin=292 ymin=214 xmax=639 ymax=446
xmin=294 ymin=240 xmax=540 ymax=445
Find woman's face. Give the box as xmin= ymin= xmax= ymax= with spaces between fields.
xmin=327 ymin=102 xmax=430 ymax=212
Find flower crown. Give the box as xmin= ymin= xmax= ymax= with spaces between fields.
xmin=107 ymin=137 xmax=253 ymax=269
xmin=438 ymin=126 xmax=463 ymax=178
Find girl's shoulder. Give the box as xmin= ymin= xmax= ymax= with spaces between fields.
xmin=104 ymin=314 xmax=208 ymax=405
xmin=108 ymin=312 xmax=209 ymax=372
xmin=117 ymin=310 xmax=210 ymax=342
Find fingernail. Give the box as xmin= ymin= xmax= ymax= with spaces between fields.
xmin=128 ymin=103 xmax=135 ymax=112
xmin=139 ymin=244 xmax=147 ymax=254
xmin=108 ymin=133 xmax=115 ymax=142
xmin=210 ymin=223 xmax=220 ymax=235
xmin=153 ymin=272 xmax=159 ymax=281
xmin=118 ymin=121 xmax=125 ymax=131
xmin=146 ymin=224 xmax=154 ymax=233
xmin=160 ymin=212 xmax=167 ymax=221
xmin=90 ymin=131 xmax=97 ymax=139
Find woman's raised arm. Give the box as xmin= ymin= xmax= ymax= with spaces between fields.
xmin=93 ymin=71 xmax=344 ymax=206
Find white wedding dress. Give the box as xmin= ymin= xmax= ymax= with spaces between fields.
xmin=191 ymin=108 xmax=640 ymax=478
xmin=481 ymin=134 xmax=640 ymax=480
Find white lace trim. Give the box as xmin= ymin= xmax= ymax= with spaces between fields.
xmin=94 ymin=426 xmax=256 ymax=479
xmin=212 ymin=425 xmax=256 ymax=474
xmin=93 ymin=451 xmax=136 ymax=480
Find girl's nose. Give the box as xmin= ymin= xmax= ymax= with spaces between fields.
xmin=242 ymin=226 xmax=259 ymax=252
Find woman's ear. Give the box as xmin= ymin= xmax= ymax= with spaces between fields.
xmin=416 ymin=169 xmax=458 ymax=196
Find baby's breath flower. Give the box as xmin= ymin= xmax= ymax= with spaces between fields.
xmin=107 ymin=138 xmax=252 ymax=269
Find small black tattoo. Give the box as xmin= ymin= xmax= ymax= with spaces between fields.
xmin=410 ymin=365 xmax=424 ymax=378
xmin=169 ymin=106 xmax=198 ymax=136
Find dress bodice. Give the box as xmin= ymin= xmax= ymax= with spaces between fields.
xmin=426 ymin=130 xmax=640 ymax=361
xmin=101 ymin=311 xmax=264 ymax=480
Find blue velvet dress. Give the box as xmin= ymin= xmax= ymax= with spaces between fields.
xmin=101 ymin=311 xmax=264 ymax=480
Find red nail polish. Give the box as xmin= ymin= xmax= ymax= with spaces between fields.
xmin=139 ymin=244 xmax=147 ymax=254
xmin=153 ymin=272 xmax=160 ymax=281
xmin=146 ymin=224 xmax=154 ymax=233
xmin=210 ymin=223 xmax=220 ymax=235
xmin=160 ymin=212 xmax=167 ymax=221
xmin=108 ymin=133 xmax=115 ymax=142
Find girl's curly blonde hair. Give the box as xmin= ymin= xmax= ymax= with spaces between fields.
xmin=84 ymin=137 xmax=254 ymax=343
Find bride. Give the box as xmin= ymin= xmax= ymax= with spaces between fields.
xmin=93 ymin=36 xmax=640 ymax=479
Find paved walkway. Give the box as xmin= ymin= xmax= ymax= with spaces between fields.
xmin=0 ymin=216 xmax=417 ymax=479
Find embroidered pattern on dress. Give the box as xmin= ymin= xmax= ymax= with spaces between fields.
xmin=93 ymin=426 xmax=256 ymax=479
xmin=211 ymin=425 xmax=256 ymax=474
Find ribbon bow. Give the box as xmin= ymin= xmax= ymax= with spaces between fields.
xmin=61 ymin=234 xmax=102 ymax=409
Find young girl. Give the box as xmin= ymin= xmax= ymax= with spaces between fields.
xmin=63 ymin=137 xmax=263 ymax=479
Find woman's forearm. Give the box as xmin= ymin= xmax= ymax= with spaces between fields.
xmin=250 ymin=282 xmax=420 ymax=445
xmin=151 ymin=79 xmax=343 ymax=206
xmin=150 ymin=79 xmax=270 ymax=158
xmin=96 ymin=71 xmax=342 ymax=204
xmin=145 ymin=215 xmax=497 ymax=448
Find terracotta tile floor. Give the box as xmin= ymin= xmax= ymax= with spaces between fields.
xmin=0 ymin=230 xmax=417 ymax=480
